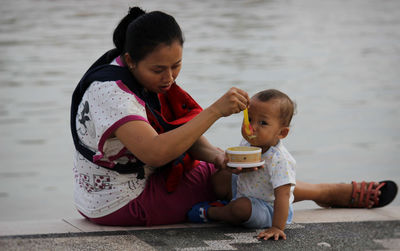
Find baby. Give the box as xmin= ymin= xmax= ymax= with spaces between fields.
xmin=188 ymin=89 xmax=297 ymax=241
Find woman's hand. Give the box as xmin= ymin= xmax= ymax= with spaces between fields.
xmin=210 ymin=87 xmax=250 ymax=117
xmin=217 ymin=150 xmax=264 ymax=174
xmin=213 ymin=148 xmax=228 ymax=169
xmin=229 ymin=165 xmax=264 ymax=174
xmin=213 ymin=150 xmax=264 ymax=174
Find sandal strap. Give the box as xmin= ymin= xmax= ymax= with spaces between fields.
xmin=373 ymin=182 xmax=386 ymax=205
xmin=358 ymin=181 xmax=366 ymax=207
xmin=351 ymin=181 xmax=386 ymax=208
xmin=364 ymin=182 xmax=374 ymax=207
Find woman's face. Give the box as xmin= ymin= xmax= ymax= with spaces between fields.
xmin=127 ymin=40 xmax=183 ymax=93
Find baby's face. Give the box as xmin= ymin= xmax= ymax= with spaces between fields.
xmin=242 ymin=98 xmax=284 ymax=153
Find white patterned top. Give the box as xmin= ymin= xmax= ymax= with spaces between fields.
xmin=73 ymin=57 xmax=149 ymax=218
xmin=236 ymin=139 xmax=296 ymax=206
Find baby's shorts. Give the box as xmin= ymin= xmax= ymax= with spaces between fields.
xmin=231 ymin=174 xmax=293 ymax=229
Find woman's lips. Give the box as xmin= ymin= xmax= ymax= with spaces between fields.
xmin=160 ymin=84 xmax=172 ymax=92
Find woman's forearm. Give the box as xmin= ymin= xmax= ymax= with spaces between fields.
xmin=116 ymin=106 xmax=221 ymax=167
xmin=116 ymin=87 xmax=249 ymax=167
xmin=156 ymin=107 xmax=221 ymax=158
xmin=188 ymin=136 xmax=224 ymax=163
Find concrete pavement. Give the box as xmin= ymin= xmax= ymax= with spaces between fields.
xmin=1 ymin=207 xmax=399 ymax=250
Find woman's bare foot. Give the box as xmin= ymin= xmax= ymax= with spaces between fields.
xmin=294 ymin=181 xmax=382 ymax=208
xmin=318 ymin=182 xmax=384 ymax=208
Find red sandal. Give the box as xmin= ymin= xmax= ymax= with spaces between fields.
xmin=350 ymin=180 xmax=398 ymax=208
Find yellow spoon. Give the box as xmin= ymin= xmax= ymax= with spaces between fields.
xmin=243 ymin=108 xmax=255 ymax=138
xmin=243 ymin=108 xmax=251 ymax=135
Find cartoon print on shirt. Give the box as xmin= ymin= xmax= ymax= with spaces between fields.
xmin=79 ymin=174 xmax=93 ymax=193
xmin=79 ymin=101 xmax=90 ymax=127
xmin=73 ymin=81 xmax=151 ymax=217
xmin=128 ymin=179 xmax=144 ymax=190
xmin=79 ymin=173 xmax=112 ymax=193
xmin=77 ymin=101 xmax=95 ymax=138
xmin=128 ymin=180 xmax=137 ymax=190
xmin=93 ymin=174 xmax=112 ymax=191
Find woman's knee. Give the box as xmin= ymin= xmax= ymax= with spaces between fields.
xmin=211 ymin=169 xmax=232 ymax=200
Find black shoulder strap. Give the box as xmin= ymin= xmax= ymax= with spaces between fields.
xmin=70 ymin=50 xmax=145 ymax=177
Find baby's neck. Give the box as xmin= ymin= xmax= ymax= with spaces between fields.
xmin=261 ymin=146 xmax=270 ymax=154
xmin=259 ymin=140 xmax=280 ymax=154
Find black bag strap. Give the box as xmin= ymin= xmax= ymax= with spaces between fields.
xmin=70 ymin=50 xmax=147 ymax=177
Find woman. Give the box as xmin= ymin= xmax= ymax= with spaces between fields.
xmin=70 ymin=7 xmax=397 ymax=226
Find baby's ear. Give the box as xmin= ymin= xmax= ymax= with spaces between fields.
xmin=278 ymin=127 xmax=290 ymax=139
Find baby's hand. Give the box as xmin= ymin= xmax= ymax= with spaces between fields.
xmin=257 ymin=226 xmax=286 ymax=241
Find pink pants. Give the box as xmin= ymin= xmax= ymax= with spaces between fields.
xmin=80 ymin=161 xmax=217 ymax=226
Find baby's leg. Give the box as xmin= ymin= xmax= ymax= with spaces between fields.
xmin=207 ymin=197 xmax=252 ymax=225
xmin=211 ymin=169 xmax=233 ymax=201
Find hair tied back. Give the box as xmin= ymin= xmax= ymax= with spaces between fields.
xmin=113 ymin=6 xmax=146 ymax=54
xmin=128 ymin=7 xmax=145 ymax=19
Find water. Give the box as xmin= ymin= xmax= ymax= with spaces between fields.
xmin=0 ymin=0 xmax=399 ymax=222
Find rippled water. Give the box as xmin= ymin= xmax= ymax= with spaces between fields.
xmin=0 ymin=0 xmax=399 ymax=221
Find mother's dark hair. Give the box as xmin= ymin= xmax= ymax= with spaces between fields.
xmin=113 ymin=7 xmax=184 ymax=62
